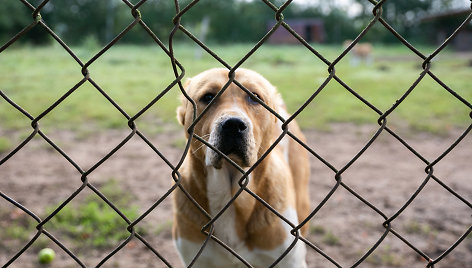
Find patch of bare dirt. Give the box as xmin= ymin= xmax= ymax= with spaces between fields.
xmin=1 ymin=123 xmax=471 ymax=268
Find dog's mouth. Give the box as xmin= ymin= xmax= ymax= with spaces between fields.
xmin=214 ymin=139 xmax=249 ymax=168
xmin=205 ymin=117 xmax=254 ymax=169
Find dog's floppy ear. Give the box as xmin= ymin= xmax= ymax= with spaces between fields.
xmin=176 ymin=98 xmax=186 ymax=126
xmin=274 ymin=91 xmax=286 ymax=123
xmin=176 ymin=78 xmax=192 ymax=125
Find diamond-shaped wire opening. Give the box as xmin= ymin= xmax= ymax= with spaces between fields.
xmin=82 ymin=16 xmax=180 ymax=120
xmin=431 ymin=132 xmax=472 ymax=199
xmin=384 ymin=75 xmax=471 ymax=135
xmin=176 ymin=0 xmax=279 ymax=55
xmin=304 ymin=187 xmax=389 ymax=267
xmin=0 ymin=1 xmax=51 ymax=49
xmin=433 ymin=227 xmax=472 ymax=267
xmin=35 ymin=0 xmax=144 ymax=59
xmin=134 ymin=196 xmax=193 ymax=267
xmin=0 ymin=134 xmax=83 ymax=211
xmin=426 ymin=56 xmax=472 ymax=107
xmin=0 ymin=42 xmax=83 ymax=129
xmin=40 ymin=185 xmax=136 ymax=267
xmin=83 ymin=133 xmax=178 ymax=208
xmin=84 ymin=159 xmax=179 ymax=267
xmin=332 ymin=131 xmax=427 ymax=212
xmin=0 ymin=201 xmax=39 ymax=260
xmin=0 ymin=97 xmax=37 ymax=156
xmin=173 ymin=0 xmax=314 ymax=73
xmin=35 ymin=82 xmax=136 ymax=167
xmin=366 ymin=233 xmax=425 ymax=267
xmin=332 ymin=45 xmax=442 ymax=118
xmin=291 ymin=79 xmax=382 ymax=135
xmin=377 ymin=1 xmax=472 ymax=53
xmin=390 ymin=180 xmax=472 ymax=266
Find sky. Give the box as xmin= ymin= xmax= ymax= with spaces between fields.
xmin=293 ymin=0 xmax=471 ymax=17
xmin=293 ymin=0 xmax=363 ymax=17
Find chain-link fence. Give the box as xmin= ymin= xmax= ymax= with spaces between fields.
xmin=1 ymin=0 xmax=471 ymax=267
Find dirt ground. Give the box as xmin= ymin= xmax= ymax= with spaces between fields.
xmin=0 ymin=123 xmax=471 ymax=268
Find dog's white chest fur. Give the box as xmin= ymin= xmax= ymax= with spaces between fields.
xmin=175 ymin=165 xmax=307 ymax=268
xmin=206 ymin=165 xmax=245 ymax=249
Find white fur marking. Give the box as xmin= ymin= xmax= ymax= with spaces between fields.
xmin=176 ymin=237 xmax=242 ymax=268
xmin=206 ymin=166 xmax=242 ymax=248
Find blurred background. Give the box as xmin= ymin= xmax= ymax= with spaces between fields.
xmin=1 ymin=0 xmax=471 ymax=48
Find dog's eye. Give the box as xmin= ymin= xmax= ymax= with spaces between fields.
xmin=248 ymin=92 xmax=263 ymax=105
xmin=200 ymin=93 xmax=215 ymax=104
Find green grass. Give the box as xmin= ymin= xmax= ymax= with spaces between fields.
xmin=0 ymin=179 xmax=149 ymax=251
xmin=322 ymin=230 xmax=341 ymax=246
xmin=3 ymin=222 xmax=34 ymax=241
xmin=154 ymin=219 xmax=173 ymax=235
xmin=366 ymin=245 xmax=403 ymax=267
xmin=0 ymin=137 xmax=12 ymax=153
xmin=309 ymin=224 xmax=340 ymax=246
xmin=43 ymin=179 xmax=142 ymax=248
xmin=0 ymin=44 xmax=470 ymax=134
xmin=309 ymin=224 xmax=326 ymax=235
xmin=403 ymin=220 xmax=438 ymax=238
xmin=0 ymin=207 xmax=37 ymax=251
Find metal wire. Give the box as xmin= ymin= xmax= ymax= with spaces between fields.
xmin=1 ymin=0 xmax=471 ymax=267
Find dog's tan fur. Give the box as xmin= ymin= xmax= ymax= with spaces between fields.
xmin=173 ymin=68 xmax=310 ymax=267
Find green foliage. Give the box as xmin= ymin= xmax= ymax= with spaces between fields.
xmin=0 ymin=0 xmax=461 ymax=46
xmin=0 ymin=208 xmax=36 ymax=246
xmin=309 ymin=224 xmax=326 ymax=235
xmin=45 ymin=179 xmax=141 ymax=248
xmin=309 ymin=223 xmax=340 ymax=246
xmin=367 ymin=252 xmax=403 ymax=266
xmin=0 ymin=0 xmax=50 ymax=45
xmin=3 ymin=224 xmax=33 ymax=241
xmin=322 ymin=231 xmax=341 ymax=246
xmin=366 ymin=245 xmax=403 ymax=266
xmin=0 ymin=180 xmax=145 ymax=251
xmin=404 ymin=220 xmax=438 ymax=237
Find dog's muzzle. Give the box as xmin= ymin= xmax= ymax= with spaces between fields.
xmin=206 ymin=116 xmax=252 ymax=168
xmin=219 ymin=117 xmax=248 ymax=157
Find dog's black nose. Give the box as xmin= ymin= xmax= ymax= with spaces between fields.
xmin=218 ymin=117 xmax=249 ymax=162
xmin=221 ymin=118 xmax=247 ymax=134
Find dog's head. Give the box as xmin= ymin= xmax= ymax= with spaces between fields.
xmin=177 ymin=68 xmax=281 ymax=169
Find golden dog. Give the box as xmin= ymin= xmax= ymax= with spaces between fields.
xmin=174 ymin=68 xmax=310 ymax=267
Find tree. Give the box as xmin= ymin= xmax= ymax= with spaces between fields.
xmin=352 ymin=0 xmax=432 ymax=43
xmin=0 ymin=0 xmax=49 ymax=44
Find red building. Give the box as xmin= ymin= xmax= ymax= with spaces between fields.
xmin=421 ymin=9 xmax=472 ymax=51
xmin=267 ymin=19 xmax=325 ymax=44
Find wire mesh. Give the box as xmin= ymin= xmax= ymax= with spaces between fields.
xmin=1 ymin=0 xmax=471 ymax=267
